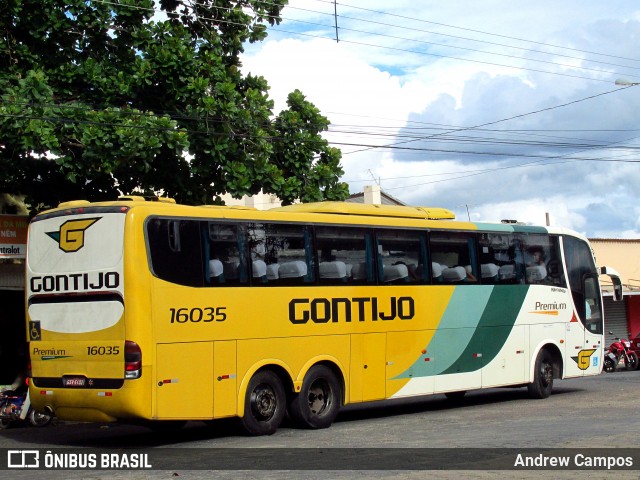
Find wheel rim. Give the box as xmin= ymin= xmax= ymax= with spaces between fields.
xmin=31 ymin=411 xmax=51 ymax=426
xmin=308 ymin=378 xmax=331 ymax=417
xmin=250 ymin=383 xmax=277 ymax=422
xmin=541 ymin=362 xmax=553 ymax=386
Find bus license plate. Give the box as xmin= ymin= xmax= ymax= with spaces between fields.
xmin=63 ymin=377 xmax=86 ymax=387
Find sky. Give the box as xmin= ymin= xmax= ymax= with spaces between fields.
xmin=239 ymin=0 xmax=640 ymax=238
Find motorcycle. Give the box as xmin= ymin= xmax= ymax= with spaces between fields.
xmin=603 ymin=332 xmax=639 ymax=373
xmin=0 ymin=378 xmax=53 ymax=428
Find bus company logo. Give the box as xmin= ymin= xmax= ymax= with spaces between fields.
xmin=46 ymin=218 xmax=100 ymax=253
xmin=572 ymin=349 xmax=597 ymax=370
xmin=289 ymin=296 xmax=415 ymax=324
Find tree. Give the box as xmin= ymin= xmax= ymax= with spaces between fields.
xmin=0 ymin=0 xmax=349 ymax=212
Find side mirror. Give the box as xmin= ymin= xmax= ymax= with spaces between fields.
xmin=614 ymin=281 xmax=623 ymax=302
xmin=600 ymin=266 xmax=623 ymax=301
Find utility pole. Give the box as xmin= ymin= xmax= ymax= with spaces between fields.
xmin=457 ymin=204 xmax=473 ymax=222
xmin=333 ymin=0 xmax=339 ymax=43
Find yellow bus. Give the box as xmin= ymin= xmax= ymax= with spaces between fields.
xmin=25 ymin=197 xmax=622 ymax=435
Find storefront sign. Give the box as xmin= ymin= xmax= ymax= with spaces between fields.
xmin=0 ymin=215 xmax=28 ymax=259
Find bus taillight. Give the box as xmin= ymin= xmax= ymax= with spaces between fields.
xmin=124 ymin=340 xmax=142 ymax=379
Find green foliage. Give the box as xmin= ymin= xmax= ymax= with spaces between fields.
xmin=0 ymin=0 xmax=348 ymax=211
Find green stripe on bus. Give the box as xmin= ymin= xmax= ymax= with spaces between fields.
xmin=393 ymin=286 xmax=494 ymax=379
xmin=440 ymin=285 xmax=529 ymax=375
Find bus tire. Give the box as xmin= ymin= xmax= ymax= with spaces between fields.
xmin=528 ymin=349 xmax=554 ymax=399
xmin=626 ymin=352 xmax=639 ymax=371
xmin=288 ymin=365 xmax=341 ymax=429
xmin=28 ymin=408 xmax=53 ymax=427
xmin=240 ymin=370 xmax=286 ymax=436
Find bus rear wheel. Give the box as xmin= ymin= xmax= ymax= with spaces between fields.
xmin=288 ymin=365 xmax=341 ymax=429
xmin=240 ymin=370 xmax=286 ymax=436
xmin=528 ymin=349 xmax=554 ymax=399
xmin=28 ymin=408 xmax=53 ymax=427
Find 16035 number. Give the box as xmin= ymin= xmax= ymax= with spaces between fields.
xmin=87 ymin=346 xmax=120 ymax=356
xmin=169 ymin=307 xmax=227 ymax=323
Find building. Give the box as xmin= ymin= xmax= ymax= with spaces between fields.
xmin=590 ymin=239 xmax=640 ymax=343
xmin=345 ymin=185 xmax=406 ymax=206
xmin=221 ymin=185 xmax=405 ymax=210
xmin=0 ymin=210 xmax=29 ymax=384
xmin=220 ymin=190 xmax=285 ymax=210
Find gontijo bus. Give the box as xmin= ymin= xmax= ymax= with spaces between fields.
xmin=25 ymin=197 xmax=622 ymax=435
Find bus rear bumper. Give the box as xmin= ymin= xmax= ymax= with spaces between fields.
xmin=54 ymin=407 xmax=118 ymax=423
xmin=30 ymin=381 xmax=150 ymax=423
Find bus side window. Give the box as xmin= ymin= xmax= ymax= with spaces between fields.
xmin=521 ymin=234 xmax=567 ymax=287
xmin=479 ymin=232 xmax=511 ymax=284
xmin=375 ymin=230 xmax=427 ymax=285
xmin=429 ymin=232 xmax=478 ymax=284
xmin=484 ymin=235 xmax=526 ymax=285
xmin=315 ymin=227 xmax=373 ymax=285
xmin=207 ymin=223 xmax=248 ymax=287
xmin=547 ymin=235 xmax=567 ymax=288
xmin=146 ymin=218 xmax=204 ymax=287
xmin=247 ymin=223 xmax=315 ymax=286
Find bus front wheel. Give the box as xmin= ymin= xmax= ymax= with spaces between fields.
xmin=288 ymin=365 xmax=342 ymax=429
xmin=240 ymin=370 xmax=286 ymax=436
xmin=528 ymin=349 xmax=554 ymax=399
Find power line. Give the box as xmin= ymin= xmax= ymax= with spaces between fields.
xmin=5 ymin=96 xmax=640 ymax=155
xmin=310 ymin=0 xmax=640 ymax=63
xmin=341 ymin=85 xmax=634 ymax=155
xmin=6 ymin=1 xmax=640 ymax=188
xmin=56 ymin=0 xmax=640 ymax=84
xmin=272 ymin=0 xmax=640 ymax=76
xmin=268 ymin=27 xmax=618 ymax=85
xmin=348 ymin=130 xmax=640 ymax=190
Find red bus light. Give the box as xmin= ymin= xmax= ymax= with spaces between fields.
xmin=124 ymin=340 xmax=142 ymax=379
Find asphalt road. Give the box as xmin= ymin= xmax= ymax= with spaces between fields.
xmin=1 ymin=370 xmax=639 ymax=479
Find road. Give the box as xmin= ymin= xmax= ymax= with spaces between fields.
xmin=1 ymin=370 xmax=639 ymax=479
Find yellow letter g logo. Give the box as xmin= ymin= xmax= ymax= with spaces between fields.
xmin=577 ymin=349 xmax=596 ymax=370
xmin=47 ymin=218 xmax=100 ymax=252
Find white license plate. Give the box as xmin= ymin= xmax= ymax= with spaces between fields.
xmin=63 ymin=377 xmax=86 ymax=387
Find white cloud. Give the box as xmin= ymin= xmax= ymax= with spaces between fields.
xmin=242 ymin=0 xmax=640 ymax=237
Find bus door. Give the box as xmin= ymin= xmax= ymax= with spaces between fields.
xmin=581 ymin=274 xmax=604 ymax=375
xmin=350 ymin=333 xmax=386 ymax=402
xmin=562 ymin=237 xmax=604 ymax=376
